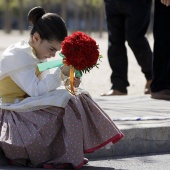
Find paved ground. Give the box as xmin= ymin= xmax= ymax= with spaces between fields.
xmin=80 ymin=32 xmax=154 ymax=97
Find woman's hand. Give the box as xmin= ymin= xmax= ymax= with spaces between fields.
xmin=65 ymin=77 xmax=81 ymax=87
xmin=61 ymin=65 xmax=71 ymax=77
xmin=161 ymin=0 xmax=170 ymax=6
xmin=73 ymin=77 xmax=81 ymax=87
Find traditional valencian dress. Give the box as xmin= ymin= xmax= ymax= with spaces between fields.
xmin=0 ymin=40 xmax=124 ymax=169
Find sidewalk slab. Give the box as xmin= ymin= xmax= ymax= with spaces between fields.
xmin=86 ymin=95 xmax=170 ymax=159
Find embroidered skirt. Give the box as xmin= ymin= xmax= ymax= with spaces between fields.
xmin=0 ymin=94 xmax=123 ymax=169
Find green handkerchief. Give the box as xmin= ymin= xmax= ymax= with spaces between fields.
xmin=38 ymin=59 xmax=63 ymax=71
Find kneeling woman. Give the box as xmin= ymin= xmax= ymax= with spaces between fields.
xmin=0 ymin=6 xmax=123 ymax=169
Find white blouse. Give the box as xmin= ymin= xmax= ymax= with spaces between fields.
xmin=10 ymin=66 xmax=62 ymax=97
xmin=0 ymin=40 xmax=72 ymax=111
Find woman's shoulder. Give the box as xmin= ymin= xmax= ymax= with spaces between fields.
xmin=1 ymin=40 xmax=38 ymax=63
xmin=0 ymin=40 xmax=38 ymax=80
xmin=2 ymin=40 xmax=31 ymax=56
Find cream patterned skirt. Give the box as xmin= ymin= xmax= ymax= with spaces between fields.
xmin=0 ymin=94 xmax=123 ymax=169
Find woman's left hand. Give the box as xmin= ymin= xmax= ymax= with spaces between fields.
xmin=73 ymin=77 xmax=81 ymax=87
xmin=65 ymin=77 xmax=81 ymax=87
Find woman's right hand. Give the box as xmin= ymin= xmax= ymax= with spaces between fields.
xmin=61 ymin=65 xmax=71 ymax=77
xmin=65 ymin=77 xmax=81 ymax=87
xmin=161 ymin=0 xmax=170 ymax=6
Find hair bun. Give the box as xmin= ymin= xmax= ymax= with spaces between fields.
xmin=28 ymin=6 xmax=46 ymax=25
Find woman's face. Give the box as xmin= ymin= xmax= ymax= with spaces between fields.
xmin=31 ymin=32 xmax=62 ymax=60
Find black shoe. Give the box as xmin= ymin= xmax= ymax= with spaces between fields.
xmin=151 ymin=90 xmax=170 ymax=100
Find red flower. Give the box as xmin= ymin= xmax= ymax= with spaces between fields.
xmin=61 ymin=31 xmax=100 ymax=72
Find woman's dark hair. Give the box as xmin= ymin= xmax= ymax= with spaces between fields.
xmin=28 ymin=6 xmax=68 ymax=42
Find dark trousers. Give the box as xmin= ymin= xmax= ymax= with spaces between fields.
xmin=104 ymin=0 xmax=152 ymax=93
xmin=150 ymin=0 xmax=170 ymax=92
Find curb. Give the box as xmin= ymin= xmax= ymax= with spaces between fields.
xmin=86 ymin=126 xmax=170 ymax=159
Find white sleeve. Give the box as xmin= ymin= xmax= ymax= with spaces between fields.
xmin=10 ymin=66 xmax=62 ymax=97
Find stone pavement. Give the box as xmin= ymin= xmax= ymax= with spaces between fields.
xmin=87 ymin=95 xmax=170 ymax=159
xmin=0 ymin=31 xmax=170 ymax=169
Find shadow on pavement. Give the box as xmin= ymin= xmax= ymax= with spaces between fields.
xmin=82 ymin=165 xmax=125 ymax=170
xmin=0 ymin=165 xmax=127 ymax=170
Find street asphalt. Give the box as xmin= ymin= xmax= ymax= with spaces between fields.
xmin=1 ymin=153 xmax=170 ymax=170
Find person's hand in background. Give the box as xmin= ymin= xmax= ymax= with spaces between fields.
xmin=161 ymin=0 xmax=170 ymax=6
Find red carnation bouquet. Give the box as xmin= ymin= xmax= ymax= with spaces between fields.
xmin=60 ymin=31 xmax=102 ymax=95
xmin=61 ymin=31 xmax=101 ymax=73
